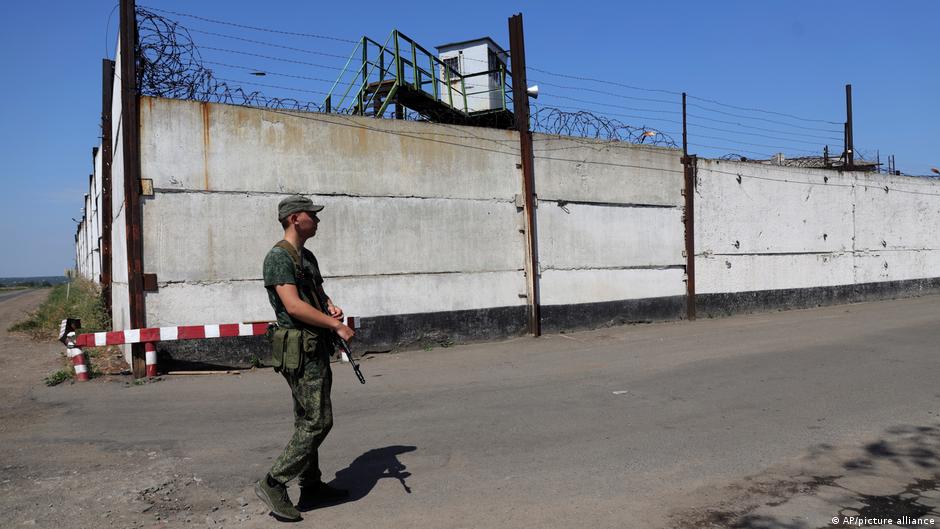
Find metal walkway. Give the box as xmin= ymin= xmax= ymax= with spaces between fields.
xmin=325 ymin=30 xmax=515 ymax=128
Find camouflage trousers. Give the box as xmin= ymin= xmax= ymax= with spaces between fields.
xmin=268 ymin=344 xmax=333 ymax=486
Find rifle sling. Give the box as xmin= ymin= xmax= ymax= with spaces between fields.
xmin=274 ymin=240 xmax=327 ymax=314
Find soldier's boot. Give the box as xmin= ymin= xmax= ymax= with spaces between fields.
xmin=255 ymin=475 xmax=302 ymax=522
xmin=297 ymin=481 xmax=350 ymax=510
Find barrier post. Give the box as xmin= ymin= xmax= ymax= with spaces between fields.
xmin=144 ymin=342 xmax=158 ymax=377
xmin=66 ymin=332 xmax=90 ymax=382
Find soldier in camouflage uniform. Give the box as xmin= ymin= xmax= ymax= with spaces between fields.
xmin=255 ymin=195 xmax=355 ymax=522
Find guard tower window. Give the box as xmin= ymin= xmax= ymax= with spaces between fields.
xmin=443 ymin=56 xmax=461 ymax=77
xmin=488 ymin=49 xmax=503 ymax=81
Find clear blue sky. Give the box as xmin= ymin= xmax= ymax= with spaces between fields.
xmin=1 ymin=0 xmax=937 ymax=277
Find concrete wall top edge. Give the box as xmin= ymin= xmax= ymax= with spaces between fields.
xmin=140 ymin=96 xmax=524 ymax=201
xmin=698 ymin=158 xmax=940 ymax=191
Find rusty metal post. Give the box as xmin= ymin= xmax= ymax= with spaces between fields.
xmin=101 ymin=59 xmax=115 ymax=319
xmin=509 ymin=13 xmax=541 ymax=336
xmin=845 ymin=84 xmax=854 ymax=171
xmin=120 ymin=0 xmax=147 ymax=377
xmin=681 ymin=93 xmax=697 ymax=321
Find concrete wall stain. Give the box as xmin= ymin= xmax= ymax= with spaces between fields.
xmin=201 ymin=103 xmax=210 ymax=191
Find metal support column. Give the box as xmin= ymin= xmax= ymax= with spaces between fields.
xmin=509 ymin=13 xmax=541 ymax=336
xmin=681 ymin=92 xmax=697 ymax=321
xmin=101 ymin=59 xmax=115 ymax=319
xmin=120 ymin=0 xmax=147 ymax=377
xmin=845 ymin=84 xmax=854 ymax=171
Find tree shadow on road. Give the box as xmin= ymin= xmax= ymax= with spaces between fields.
xmin=668 ymin=423 xmax=940 ymax=529
xmin=312 ymin=445 xmax=417 ymax=508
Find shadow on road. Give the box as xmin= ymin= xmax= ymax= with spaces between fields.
xmin=314 ymin=445 xmax=417 ymax=508
xmin=669 ymin=423 xmax=940 ymax=529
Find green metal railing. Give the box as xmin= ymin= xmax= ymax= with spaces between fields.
xmin=325 ymin=30 xmax=513 ymax=119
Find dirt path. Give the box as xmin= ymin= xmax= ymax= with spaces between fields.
xmin=0 ymin=289 xmax=63 ymax=429
xmin=0 ymin=291 xmax=263 ymax=529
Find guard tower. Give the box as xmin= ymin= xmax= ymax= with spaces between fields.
xmin=436 ymin=37 xmax=509 ymax=114
xmin=324 ymin=30 xmax=514 ymax=129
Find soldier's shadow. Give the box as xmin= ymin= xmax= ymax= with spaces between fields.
xmin=319 ymin=445 xmax=417 ymax=507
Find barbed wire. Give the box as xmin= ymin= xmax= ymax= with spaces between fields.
xmin=530 ymin=106 xmax=678 ymax=147
xmin=131 ymin=6 xmax=861 ymax=167
xmin=135 ymin=8 xmax=681 ymax=147
xmin=134 ymin=8 xmax=845 ymax=157
xmin=136 ymin=8 xmax=323 ymax=111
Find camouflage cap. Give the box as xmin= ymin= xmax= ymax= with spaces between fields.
xmin=278 ymin=195 xmax=324 ymax=221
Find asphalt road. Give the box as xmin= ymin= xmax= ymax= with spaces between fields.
xmin=2 ymin=292 xmax=938 ymax=528
xmin=0 ymin=288 xmax=34 ymax=304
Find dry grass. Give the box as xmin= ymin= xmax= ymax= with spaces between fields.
xmin=9 ymin=278 xmax=110 ymax=341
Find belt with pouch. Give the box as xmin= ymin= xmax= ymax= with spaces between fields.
xmin=268 ymin=325 xmax=324 ymax=371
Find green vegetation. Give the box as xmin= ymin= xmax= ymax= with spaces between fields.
xmin=0 ymin=276 xmax=67 ymax=288
xmin=11 ymin=280 xmax=54 ymax=288
xmin=44 ymin=368 xmax=73 ymax=386
xmin=8 ymin=278 xmax=111 ymax=341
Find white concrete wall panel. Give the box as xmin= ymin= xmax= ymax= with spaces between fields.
xmin=853 ymin=179 xmax=940 ymax=252
xmin=854 ymin=251 xmax=940 ymax=284
xmin=145 ymin=281 xmax=270 ymax=327
xmin=93 ymin=150 xmax=103 ymax=281
xmin=538 ymin=202 xmax=684 ymax=270
xmin=540 ymin=268 xmax=686 ymax=306
xmin=142 ymin=192 xmax=523 ymax=281
xmin=327 ymin=270 xmax=525 ymax=317
xmin=532 ymin=137 xmax=684 ymax=304
xmin=110 ymin=42 xmax=132 ymax=361
xmin=695 ymin=160 xmax=940 ymax=294
xmin=81 ymin=193 xmax=89 ymax=278
xmin=146 ymin=271 xmax=525 ymax=326
xmin=139 ymin=98 xmax=519 ymax=200
xmin=696 ymin=160 xmax=855 ymax=256
xmin=533 ymin=137 xmax=682 ymax=207
xmin=697 ymin=253 xmax=856 ymax=294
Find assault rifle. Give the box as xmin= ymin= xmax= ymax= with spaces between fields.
xmin=336 ymin=317 xmax=366 ymax=385
xmin=312 ymin=284 xmax=365 ymax=385
xmin=279 ymin=239 xmax=366 ymax=384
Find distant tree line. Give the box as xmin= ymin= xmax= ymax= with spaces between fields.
xmin=0 ymin=277 xmax=67 ymax=288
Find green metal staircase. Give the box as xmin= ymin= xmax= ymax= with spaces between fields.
xmin=325 ymin=30 xmax=515 ymax=128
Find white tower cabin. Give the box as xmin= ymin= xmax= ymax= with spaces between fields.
xmin=436 ymin=37 xmax=508 ymax=114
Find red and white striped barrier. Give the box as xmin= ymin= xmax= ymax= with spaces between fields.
xmin=65 ymin=332 xmax=90 ymax=382
xmin=62 ymin=321 xmax=271 ymax=381
xmin=72 ymin=323 xmax=271 ymax=348
xmin=144 ymin=342 xmax=158 ymax=378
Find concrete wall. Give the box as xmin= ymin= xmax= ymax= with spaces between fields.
xmin=532 ymin=135 xmax=686 ymax=328
xmin=110 ymin=41 xmax=132 ymax=356
xmin=136 ymin=98 xmax=692 ymax=350
xmin=138 ymin=98 xmax=527 ymax=344
xmin=853 ymin=171 xmax=940 ymax=283
xmin=695 ymin=159 xmax=940 ymax=307
xmin=75 ymin=150 xmax=104 ymax=281
xmin=78 ymin=87 xmax=940 ymax=363
xmin=92 ymin=150 xmax=102 ymax=281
